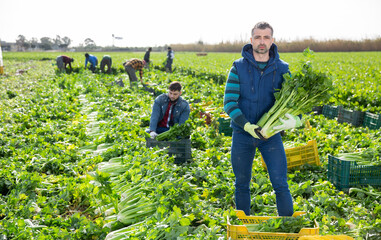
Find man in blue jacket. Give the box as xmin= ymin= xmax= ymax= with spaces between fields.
xmin=148 ymin=81 xmax=190 ymax=139
xmin=84 ymin=53 xmax=98 ymax=73
xmin=223 ymin=22 xmax=302 ymax=217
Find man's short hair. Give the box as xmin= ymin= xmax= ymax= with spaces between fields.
xmin=168 ymin=81 xmax=182 ymax=91
xmin=251 ymin=21 xmax=273 ymax=37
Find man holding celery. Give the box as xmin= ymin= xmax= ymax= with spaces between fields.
xmin=223 ymin=22 xmax=301 ymax=216
xmin=148 ymin=81 xmax=190 ymax=139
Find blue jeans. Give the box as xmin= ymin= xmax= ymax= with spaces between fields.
xmin=231 ymin=129 xmax=293 ymax=216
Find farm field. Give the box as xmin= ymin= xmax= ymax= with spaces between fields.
xmin=0 ymin=51 xmax=381 ymax=239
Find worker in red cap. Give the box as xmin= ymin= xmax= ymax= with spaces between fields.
xmin=123 ymin=58 xmax=146 ymax=88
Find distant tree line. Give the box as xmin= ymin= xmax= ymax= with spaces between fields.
xmin=2 ymin=35 xmax=99 ymax=51
xmin=172 ymin=38 xmax=381 ymax=52
xmin=12 ymin=35 xmax=73 ymax=51
xmin=277 ymin=38 xmax=381 ymax=52
xmin=3 ymin=35 xmax=381 ymax=52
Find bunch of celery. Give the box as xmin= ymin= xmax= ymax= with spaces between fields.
xmin=257 ymin=57 xmax=333 ymax=139
xmin=337 ymin=147 xmax=381 ymax=165
xmin=244 ymin=215 xmax=314 ymax=233
xmin=156 ymin=120 xmax=193 ymax=141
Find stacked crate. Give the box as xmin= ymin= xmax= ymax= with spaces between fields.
xmin=363 ymin=112 xmax=381 ymax=130
xmin=337 ymin=106 xmax=365 ymax=127
xmin=218 ymin=114 xmax=232 ymax=136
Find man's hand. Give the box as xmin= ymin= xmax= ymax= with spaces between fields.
xmin=244 ymin=123 xmax=260 ymax=139
xmin=150 ymin=131 xmax=158 ymax=139
xmin=272 ymin=113 xmax=302 ymax=131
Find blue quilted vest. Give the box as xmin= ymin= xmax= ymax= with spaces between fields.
xmin=231 ymin=43 xmax=290 ymax=130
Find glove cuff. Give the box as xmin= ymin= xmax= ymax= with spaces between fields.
xmin=244 ymin=122 xmax=250 ymax=131
xmin=295 ymin=116 xmax=302 ymax=128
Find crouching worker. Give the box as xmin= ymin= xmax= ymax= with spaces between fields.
xmin=148 ymin=81 xmax=190 ymax=139
xmin=123 ymin=58 xmax=145 ymax=88
xmin=84 ymin=53 xmax=98 ymax=73
xmin=100 ymin=55 xmax=112 ymax=74
xmin=56 ymin=55 xmax=74 ymax=72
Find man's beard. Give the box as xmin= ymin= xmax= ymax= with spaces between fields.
xmin=254 ymin=45 xmax=269 ymax=54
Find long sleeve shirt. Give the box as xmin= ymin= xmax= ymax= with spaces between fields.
xmin=167 ymin=50 xmax=174 ymax=60
xmin=149 ymin=94 xmax=190 ymax=132
xmin=125 ymin=58 xmax=144 ymax=79
xmin=85 ymin=55 xmax=98 ymax=67
xmin=62 ymin=55 xmax=73 ymax=69
xmin=224 ymin=65 xmax=247 ymax=128
xmin=144 ymin=51 xmax=150 ymax=62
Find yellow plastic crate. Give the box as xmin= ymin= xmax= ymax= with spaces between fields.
xmin=205 ymin=107 xmax=216 ymax=113
xmin=220 ymin=113 xmax=229 ymax=118
xmin=299 ymin=235 xmax=354 ymax=240
xmin=227 ymin=210 xmax=319 ymax=240
xmin=261 ymin=140 xmax=320 ymax=170
xmin=201 ymin=101 xmax=213 ymax=107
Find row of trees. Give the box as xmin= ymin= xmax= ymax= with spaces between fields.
xmin=8 ymin=35 xmax=381 ymax=52
xmin=14 ymin=35 xmax=97 ymax=51
xmin=171 ymin=38 xmax=381 ymax=52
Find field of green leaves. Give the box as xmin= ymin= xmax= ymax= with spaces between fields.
xmin=0 ymin=51 xmax=380 ymax=239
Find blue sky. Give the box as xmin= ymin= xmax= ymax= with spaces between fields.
xmin=1 ymin=0 xmax=380 ymax=47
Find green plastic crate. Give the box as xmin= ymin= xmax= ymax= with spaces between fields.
xmin=146 ymin=138 xmax=191 ymax=164
xmin=322 ymin=105 xmax=338 ymax=119
xmin=327 ymin=155 xmax=381 ymax=190
xmin=337 ymin=106 xmax=365 ymax=127
xmin=363 ymin=112 xmax=381 ymax=130
xmin=218 ymin=117 xmax=232 ymax=136
xmin=312 ymin=106 xmax=323 ymax=115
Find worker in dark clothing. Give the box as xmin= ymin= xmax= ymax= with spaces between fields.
xmin=100 ymin=55 xmax=112 ymax=74
xmin=56 ymin=55 xmax=74 ymax=72
xmin=144 ymin=47 xmax=152 ymax=69
xmin=165 ymin=47 xmax=174 ymax=73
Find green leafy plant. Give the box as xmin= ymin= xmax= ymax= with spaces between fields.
xmin=244 ymin=215 xmax=314 ymax=233
xmin=257 ymin=50 xmax=333 ymax=139
xmin=156 ymin=120 xmax=193 ymax=141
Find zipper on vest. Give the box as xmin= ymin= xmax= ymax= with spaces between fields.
xmin=248 ymin=68 xmax=255 ymax=93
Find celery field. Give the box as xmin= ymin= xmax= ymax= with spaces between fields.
xmin=0 ymin=51 xmax=380 ymax=239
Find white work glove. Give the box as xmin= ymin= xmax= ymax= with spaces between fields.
xmin=272 ymin=113 xmax=302 ymax=131
xmin=244 ymin=123 xmax=260 ymax=139
xmin=150 ymin=131 xmax=158 ymax=139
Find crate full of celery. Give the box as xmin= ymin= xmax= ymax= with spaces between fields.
xmin=328 ymin=149 xmax=381 ymax=190
xmin=227 ymin=210 xmax=318 ymax=240
xmin=146 ymin=138 xmax=191 ymax=164
xmin=146 ymin=121 xmax=192 ymax=163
